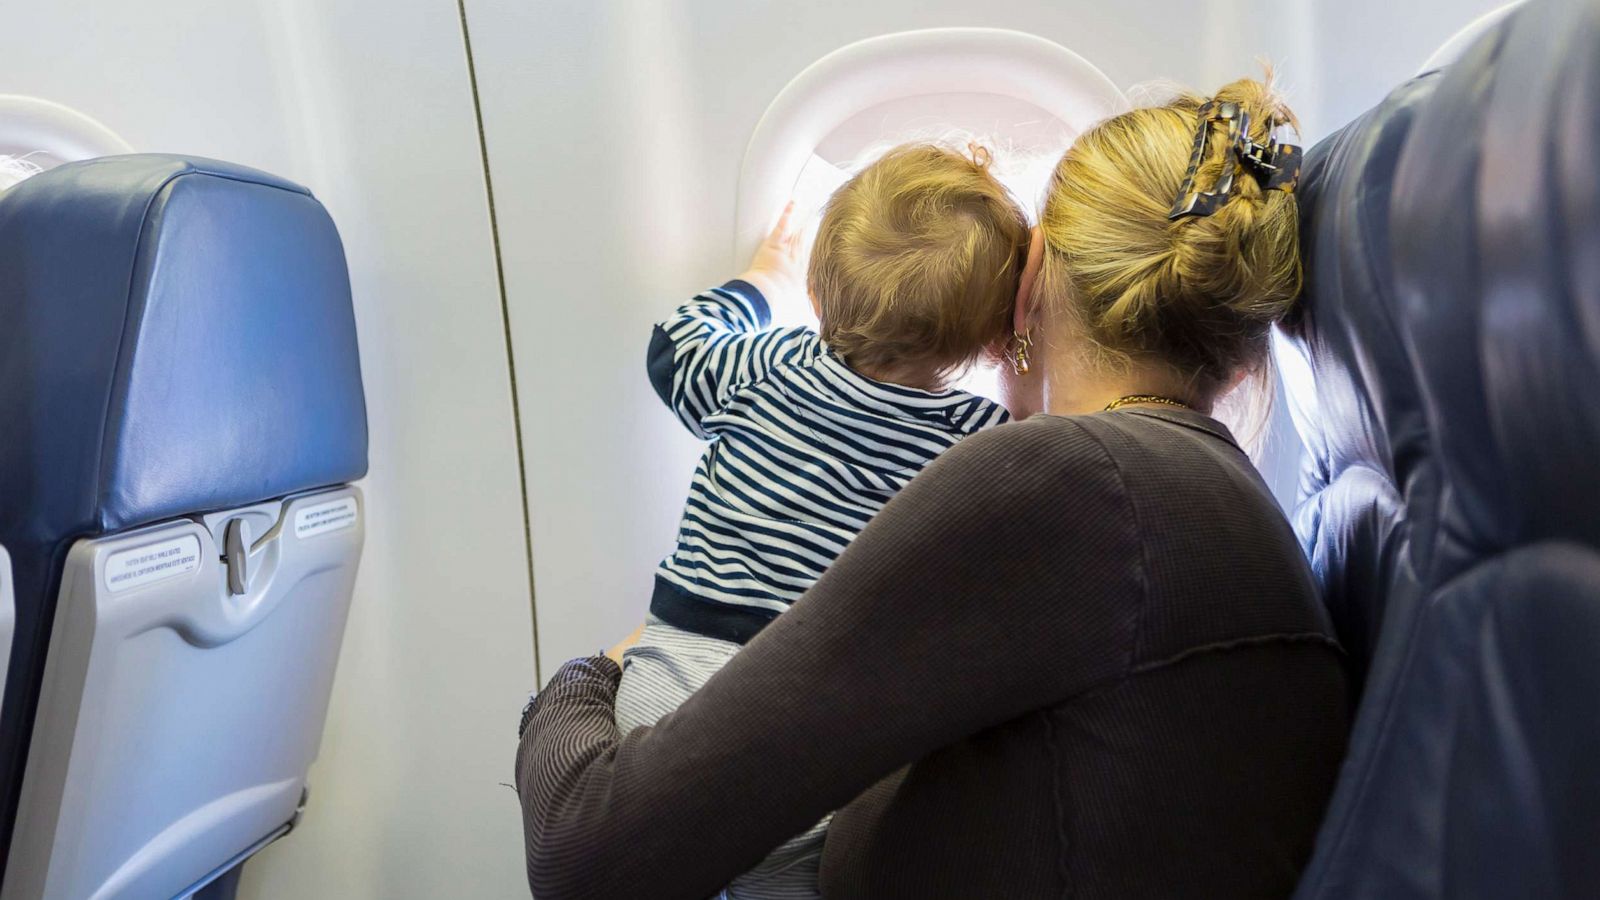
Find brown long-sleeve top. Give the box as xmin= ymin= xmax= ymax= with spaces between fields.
xmin=516 ymin=409 xmax=1351 ymax=899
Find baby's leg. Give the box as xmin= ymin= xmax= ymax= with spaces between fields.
xmin=614 ymin=616 xmax=741 ymax=732
xmin=615 ymin=618 xmax=828 ymax=900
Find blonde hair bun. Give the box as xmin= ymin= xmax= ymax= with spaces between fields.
xmin=1039 ymin=73 xmax=1302 ymax=397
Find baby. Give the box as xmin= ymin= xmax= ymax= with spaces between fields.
xmin=616 ymin=143 xmax=1029 ymax=899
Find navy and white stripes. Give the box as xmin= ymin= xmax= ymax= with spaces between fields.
xmin=645 ymin=280 xmax=1009 ymax=644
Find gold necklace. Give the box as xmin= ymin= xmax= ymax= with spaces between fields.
xmin=1104 ymin=394 xmax=1193 ymax=412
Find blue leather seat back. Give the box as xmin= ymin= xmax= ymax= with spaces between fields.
xmin=0 ymin=155 xmax=367 ymax=866
xmin=1286 ymin=1 xmax=1600 ymax=895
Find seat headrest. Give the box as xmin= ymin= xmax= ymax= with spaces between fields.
xmin=0 ymin=155 xmax=367 ymax=860
xmin=1287 ymin=0 xmax=1600 ymax=894
xmin=0 ymin=155 xmax=367 ymax=548
xmin=1392 ymin=1 xmax=1600 ymax=567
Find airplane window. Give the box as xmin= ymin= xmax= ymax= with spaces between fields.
xmin=739 ymin=29 xmax=1127 ymax=400
xmin=794 ymin=91 xmax=1073 ymax=218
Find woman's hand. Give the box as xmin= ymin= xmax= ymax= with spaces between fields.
xmin=605 ymin=622 xmax=646 ymax=667
xmin=738 ymin=202 xmax=809 ymax=319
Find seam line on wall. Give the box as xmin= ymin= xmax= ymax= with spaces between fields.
xmin=456 ymin=0 xmax=542 ymax=680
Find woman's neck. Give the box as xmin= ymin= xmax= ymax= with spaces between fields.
xmin=1043 ymin=358 xmax=1205 ymax=417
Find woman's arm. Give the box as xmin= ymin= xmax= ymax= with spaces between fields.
xmin=517 ymin=417 xmax=1143 ymax=899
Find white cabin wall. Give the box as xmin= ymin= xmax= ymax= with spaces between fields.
xmin=1308 ymin=0 xmax=1512 ymax=137
xmin=4 ymin=1 xmax=535 ymax=898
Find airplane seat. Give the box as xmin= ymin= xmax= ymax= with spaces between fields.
xmin=0 ymin=155 xmax=368 ymax=899
xmin=1283 ymin=0 xmax=1600 ymax=896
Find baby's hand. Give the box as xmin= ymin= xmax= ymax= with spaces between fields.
xmin=738 ymin=202 xmax=808 ymax=318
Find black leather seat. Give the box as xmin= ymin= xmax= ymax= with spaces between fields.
xmin=1284 ymin=0 xmax=1600 ymax=895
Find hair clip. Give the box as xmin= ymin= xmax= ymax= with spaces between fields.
xmin=1240 ymin=138 xmax=1300 ymax=192
xmin=1168 ymin=100 xmax=1303 ymax=220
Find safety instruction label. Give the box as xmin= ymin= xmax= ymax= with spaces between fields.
xmin=104 ymin=535 xmax=202 ymax=593
xmin=295 ymin=496 xmax=359 ymax=540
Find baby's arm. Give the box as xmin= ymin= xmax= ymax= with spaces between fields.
xmin=648 ymin=204 xmax=823 ymax=438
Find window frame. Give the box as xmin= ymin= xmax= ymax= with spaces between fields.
xmin=733 ymin=27 xmax=1128 ymax=262
xmin=0 ymin=95 xmax=132 ymax=178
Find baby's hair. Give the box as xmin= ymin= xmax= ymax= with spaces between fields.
xmin=808 ymin=142 xmax=1030 ymax=388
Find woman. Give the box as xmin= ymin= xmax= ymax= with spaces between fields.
xmin=516 ymin=77 xmax=1349 ymax=899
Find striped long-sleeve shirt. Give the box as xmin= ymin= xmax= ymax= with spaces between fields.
xmin=646 ymin=280 xmax=1009 ymax=644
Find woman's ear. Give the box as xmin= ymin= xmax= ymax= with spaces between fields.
xmin=1014 ymin=226 xmax=1045 ymax=335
